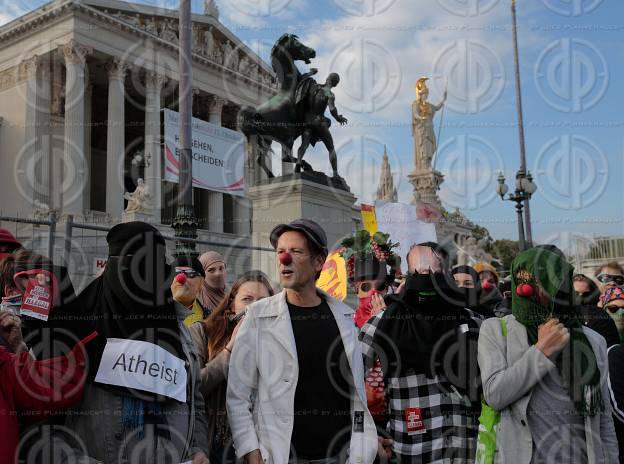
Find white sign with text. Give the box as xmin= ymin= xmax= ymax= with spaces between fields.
xmin=95 ymin=338 xmax=187 ymax=402
xmin=163 ymin=108 xmax=245 ymax=196
xmin=374 ymin=201 xmax=437 ymax=272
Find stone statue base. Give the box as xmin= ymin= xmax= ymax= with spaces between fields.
xmin=248 ymin=174 xmax=356 ymax=282
xmin=408 ymin=168 xmax=444 ymax=208
xmin=121 ymin=210 xmax=153 ymax=223
xmin=257 ymin=171 xmax=351 ymax=192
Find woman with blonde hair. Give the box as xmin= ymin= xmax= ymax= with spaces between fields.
xmin=189 ymin=270 xmax=274 ymax=464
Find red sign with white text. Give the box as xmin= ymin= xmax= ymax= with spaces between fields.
xmin=404 ymin=407 xmax=426 ymax=434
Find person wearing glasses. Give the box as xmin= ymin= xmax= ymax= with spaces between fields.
xmin=170 ymin=256 xmax=210 ymax=327
xmin=573 ymin=274 xmax=620 ymax=347
xmin=338 ymin=230 xmax=400 ymax=460
xmin=596 ymin=262 xmax=624 ymax=307
xmin=602 ymin=286 xmax=624 ymax=343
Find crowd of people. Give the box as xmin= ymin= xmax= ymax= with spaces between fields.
xmin=0 ymin=219 xmax=623 ymax=463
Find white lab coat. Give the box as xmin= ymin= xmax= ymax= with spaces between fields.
xmin=227 ymin=289 xmax=378 ymax=464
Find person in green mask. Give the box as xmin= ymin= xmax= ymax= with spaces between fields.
xmin=478 ymin=246 xmax=618 ymax=463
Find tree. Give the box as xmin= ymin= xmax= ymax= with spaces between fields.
xmin=486 ymin=239 xmax=520 ymax=274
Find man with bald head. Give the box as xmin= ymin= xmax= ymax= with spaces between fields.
xmin=360 ymin=242 xmax=481 ymax=463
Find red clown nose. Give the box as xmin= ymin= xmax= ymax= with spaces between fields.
xmin=516 ymin=283 xmax=534 ymax=298
xmin=482 ymin=280 xmax=494 ymax=291
xmin=175 ymin=273 xmax=187 ymax=284
xmin=279 ymin=253 xmax=293 ymax=266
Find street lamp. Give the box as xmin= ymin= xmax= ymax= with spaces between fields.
xmin=172 ymin=0 xmax=199 ymax=257
xmin=497 ymin=169 xmax=537 ymax=251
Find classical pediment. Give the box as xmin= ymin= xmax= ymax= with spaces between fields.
xmin=86 ymin=0 xmax=274 ymax=83
xmin=0 ymin=0 xmax=276 ymax=87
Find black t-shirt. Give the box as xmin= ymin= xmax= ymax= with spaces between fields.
xmin=287 ymin=298 xmax=352 ymax=460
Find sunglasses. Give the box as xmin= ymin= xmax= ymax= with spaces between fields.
xmin=596 ymin=273 xmax=624 ymax=285
xmin=174 ymin=267 xmax=201 ymax=279
xmin=605 ymin=305 xmax=624 ymax=314
xmin=358 ymin=281 xmax=387 ymax=293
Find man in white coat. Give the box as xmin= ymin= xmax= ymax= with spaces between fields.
xmin=227 ymin=219 xmax=378 ymax=464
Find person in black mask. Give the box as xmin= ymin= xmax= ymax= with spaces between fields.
xmin=451 ymin=264 xmax=495 ymax=319
xmin=573 ymin=273 xmax=619 ymax=347
xmin=61 ymin=221 xmax=209 ymax=463
xmin=359 ymin=242 xmax=481 ymax=464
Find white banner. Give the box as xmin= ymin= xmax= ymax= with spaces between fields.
xmin=163 ymin=108 xmax=245 ymax=196
xmin=374 ymin=201 xmax=437 ymax=272
xmin=95 ymin=338 xmax=187 ymax=402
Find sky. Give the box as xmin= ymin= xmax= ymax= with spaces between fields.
xmin=2 ymin=0 xmax=623 ymax=251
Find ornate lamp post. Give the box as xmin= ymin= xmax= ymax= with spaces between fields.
xmin=172 ymin=0 xmax=199 ymax=257
xmin=496 ymin=169 xmax=537 ymax=251
xmin=510 ymin=0 xmax=534 ymax=245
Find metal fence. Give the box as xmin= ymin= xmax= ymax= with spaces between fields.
xmin=0 ymin=213 xmax=274 ymax=292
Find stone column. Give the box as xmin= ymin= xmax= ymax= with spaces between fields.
xmin=105 ymin=58 xmax=128 ymax=221
xmin=229 ymin=102 xmax=250 ymax=236
xmin=20 ymin=55 xmax=41 ymax=210
xmin=144 ymin=71 xmax=166 ymax=223
xmin=60 ymin=40 xmax=91 ymax=217
xmin=38 ymin=60 xmax=51 ymax=209
xmin=83 ymin=80 xmax=93 ymax=212
xmin=207 ymin=96 xmax=226 ymax=233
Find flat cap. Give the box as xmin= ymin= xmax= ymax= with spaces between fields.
xmin=270 ymin=219 xmax=328 ymax=256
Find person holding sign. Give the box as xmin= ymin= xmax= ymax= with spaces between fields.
xmin=61 ymin=222 xmax=209 ymax=464
xmin=0 ymin=249 xmax=83 ymax=359
xmin=227 ymin=219 xmax=378 ymax=464
xmin=0 ymin=313 xmax=97 ymax=464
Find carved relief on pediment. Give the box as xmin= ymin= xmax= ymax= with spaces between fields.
xmin=0 ymin=67 xmax=18 ymax=91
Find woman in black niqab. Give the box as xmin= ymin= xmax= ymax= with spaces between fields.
xmin=78 ymin=221 xmax=183 ymax=401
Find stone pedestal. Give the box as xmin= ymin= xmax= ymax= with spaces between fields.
xmin=408 ymin=168 xmax=444 ymax=207
xmin=248 ymin=173 xmax=356 ymax=283
xmin=121 ymin=210 xmax=153 ymax=223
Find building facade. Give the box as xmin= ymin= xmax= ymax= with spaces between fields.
xmin=0 ymin=0 xmax=277 ymax=280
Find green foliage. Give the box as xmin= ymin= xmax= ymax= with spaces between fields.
xmin=472 ymin=224 xmax=493 ymax=244
xmin=340 ymin=229 xmax=399 ymax=261
xmin=487 ymin=239 xmax=520 ymax=273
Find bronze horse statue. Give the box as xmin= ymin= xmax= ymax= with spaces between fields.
xmin=237 ymin=34 xmax=318 ymax=178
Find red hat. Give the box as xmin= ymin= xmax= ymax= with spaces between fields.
xmin=0 ymin=229 xmax=21 ymax=249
